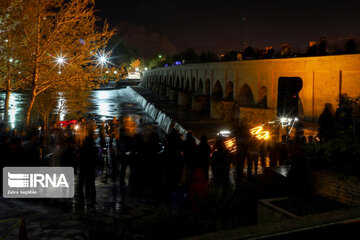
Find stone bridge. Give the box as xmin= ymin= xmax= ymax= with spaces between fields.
xmin=140 ymin=55 xmax=360 ymax=124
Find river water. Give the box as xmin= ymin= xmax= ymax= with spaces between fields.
xmin=0 ymin=89 xmax=159 ymax=133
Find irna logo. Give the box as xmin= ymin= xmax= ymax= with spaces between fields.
xmin=8 ymin=172 xmax=69 ymax=188
xmin=3 ymin=167 xmax=74 ymax=198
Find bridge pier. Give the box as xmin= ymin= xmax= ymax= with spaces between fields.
xmin=210 ymin=99 xmax=236 ymax=120
xmin=169 ymin=88 xmax=178 ymax=103
xmin=178 ymin=90 xmax=191 ymax=106
xmin=191 ymin=95 xmax=210 ymax=112
xmin=165 ymin=86 xmax=171 ymax=97
xmin=159 ymin=84 xmax=167 ymax=96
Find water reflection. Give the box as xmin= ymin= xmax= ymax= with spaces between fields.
xmin=0 ymin=92 xmax=26 ymax=128
xmin=0 ymin=89 xmax=155 ymax=133
xmin=89 ymin=89 xmax=155 ymax=134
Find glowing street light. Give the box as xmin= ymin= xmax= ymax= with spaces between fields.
xmin=54 ymin=54 xmax=67 ymax=69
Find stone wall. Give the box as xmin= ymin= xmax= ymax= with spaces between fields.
xmin=210 ymin=100 xmax=236 ymax=120
xmin=310 ymin=169 xmax=360 ymax=206
xmin=239 ymin=107 xmax=276 ymax=126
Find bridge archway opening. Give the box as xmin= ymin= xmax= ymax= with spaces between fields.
xmin=185 ymin=78 xmax=190 ymax=91
xmin=258 ymin=86 xmax=267 ymax=108
xmin=181 ymin=77 xmax=185 ymax=89
xmin=205 ymin=79 xmax=211 ymax=96
xmin=198 ymin=79 xmax=204 ymax=94
xmin=225 ymin=81 xmax=234 ymax=100
xmin=212 ymin=80 xmax=223 ymax=99
xmin=191 ymin=77 xmax=196 ymax=92
xmin=238 ymin=84 xmax=254 ymax=106
xmin=277 ymin=77 xmax=303 ymax=118
xmin=169 ymin=76 xmax=173 ymax=86
xmin=176 ymin=77 xmax=180 ymax=88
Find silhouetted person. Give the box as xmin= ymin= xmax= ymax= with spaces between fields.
xmin=189 ymin=168 xmax=210 ymax=211
xmin=267 ymin=136 xmax=279 ymax=167
xmin=118 ymin=128 xmax=134 ymax=190
xmin=165 ymin=129 xmax=184 ymax=189
xmin=247 ymin=138 xmax=259 ymax=177
xmin=183 ymin=131 xmax=197 ymax=184
xmin=235 ymin=136 xmax=248 ymax=185
xmin=318 ymin=103 xmax=336 ymax=141
xmin=211 ymin=138 xmax=230 ymax=186
xmin=78 ymin=135 xmax=98 ymax=206
xmin=194 ymin=135 xmax=211 ymax=180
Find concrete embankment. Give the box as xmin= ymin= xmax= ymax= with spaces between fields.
xmin=126 ymin=86 xmax=237 ymax=139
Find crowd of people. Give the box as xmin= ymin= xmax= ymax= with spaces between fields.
xmin=0 ymin=116 xmax=315 ymax=207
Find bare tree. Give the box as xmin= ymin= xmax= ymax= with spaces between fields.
xmin=1 ymin=0 xmax=115 ymax=126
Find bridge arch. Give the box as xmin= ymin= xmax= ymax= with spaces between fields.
xmin=191 ymin=77 xmax=196 ymax=92
xmin=212 ymin=80 xmax=223 ymax=99
xmin=238 ymin=83 xmax=254 ymax=106
xmin=185 ymin=78 xmax=190 ymax=91
xmin=198 ymin=78 xmax=204 ymax=94
xmin=181 ymin=77 xmax=185 ymax=89
xmin=176 ymin=76 xmax=180 ymax=88
xmin=169 ymin=76 xmax=173 ymax=86
xmin=225 ymin=81 xmax=234 ymax=100
xmin=205 ymin=79 xmax=211 ymax=96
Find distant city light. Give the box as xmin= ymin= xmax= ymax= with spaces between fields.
xmin=9 ymin=58 xmax=13 ymax=63
xmin=114 ymin=70 xmax=118 ymax=74
xmin=144 ymin=67 xmax=148 ymax=71
xmin=158 ymin=54 xmax=162 ymax=59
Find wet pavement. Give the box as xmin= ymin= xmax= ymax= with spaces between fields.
xmin=0 ymin=89 xmax=162 ymax=239
xmin=0 ymin=88 xmax=286 ymax=239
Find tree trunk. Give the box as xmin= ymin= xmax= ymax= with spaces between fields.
xmin=25 ymin=86 xmax=37 ymax=127
xmin=4 ymin=77 xmax=11 ymax=122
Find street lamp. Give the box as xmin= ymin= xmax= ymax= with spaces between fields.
xmin=54 ymin=54 xmax=67 ymax=69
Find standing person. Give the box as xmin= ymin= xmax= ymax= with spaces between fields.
xmin=211 ymin=138 xmax=231 ymax=186
xmin=109 ymin=117 xmax=120 ymax=149
xmin=235 ymin=136 xmax=248 ymax=185
xmin=318 ymin=103 xmax=336 ymax=141
xmin=76 ymin=118 xmax=87 ymax=150
xmin=118 ymin=128 xmax=134 ymax=191
xmin=165 ymin=129 xmax=184 ymax=189
xmin=182 ymin=131 xmax=197 ymax=184
xmin=268 ymin=136 xmax=279 ymax=167
xmin=78 ymin=135 xmax=99 ymax=207
xmin=247 ymin=138 xmax=259 ymax=177
xmin=194 ymin=135 xmax=211 ymax=180
xmin=279 ymin=135 xmax=288 ymax=165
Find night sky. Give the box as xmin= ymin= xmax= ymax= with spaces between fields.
xmin=95 ymin=0 xmax=360 ymax=57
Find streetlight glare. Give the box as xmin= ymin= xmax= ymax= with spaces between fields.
xmin=56 ymin=56 xmax=65 ymax=64
xmin=99 ymin=56 xmax=107 ymax=64
xmin=54 ymin=54 xmax=67 ymax=69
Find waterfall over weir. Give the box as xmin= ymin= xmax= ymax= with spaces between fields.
xmin=124 ymin=86 xmax=188 ymax=136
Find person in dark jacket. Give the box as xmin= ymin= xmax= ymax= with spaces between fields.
xmin=211 ymin=138 xmax=231 ymax=186
xmin=78 ymin=135 xmax=99 ymax=206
